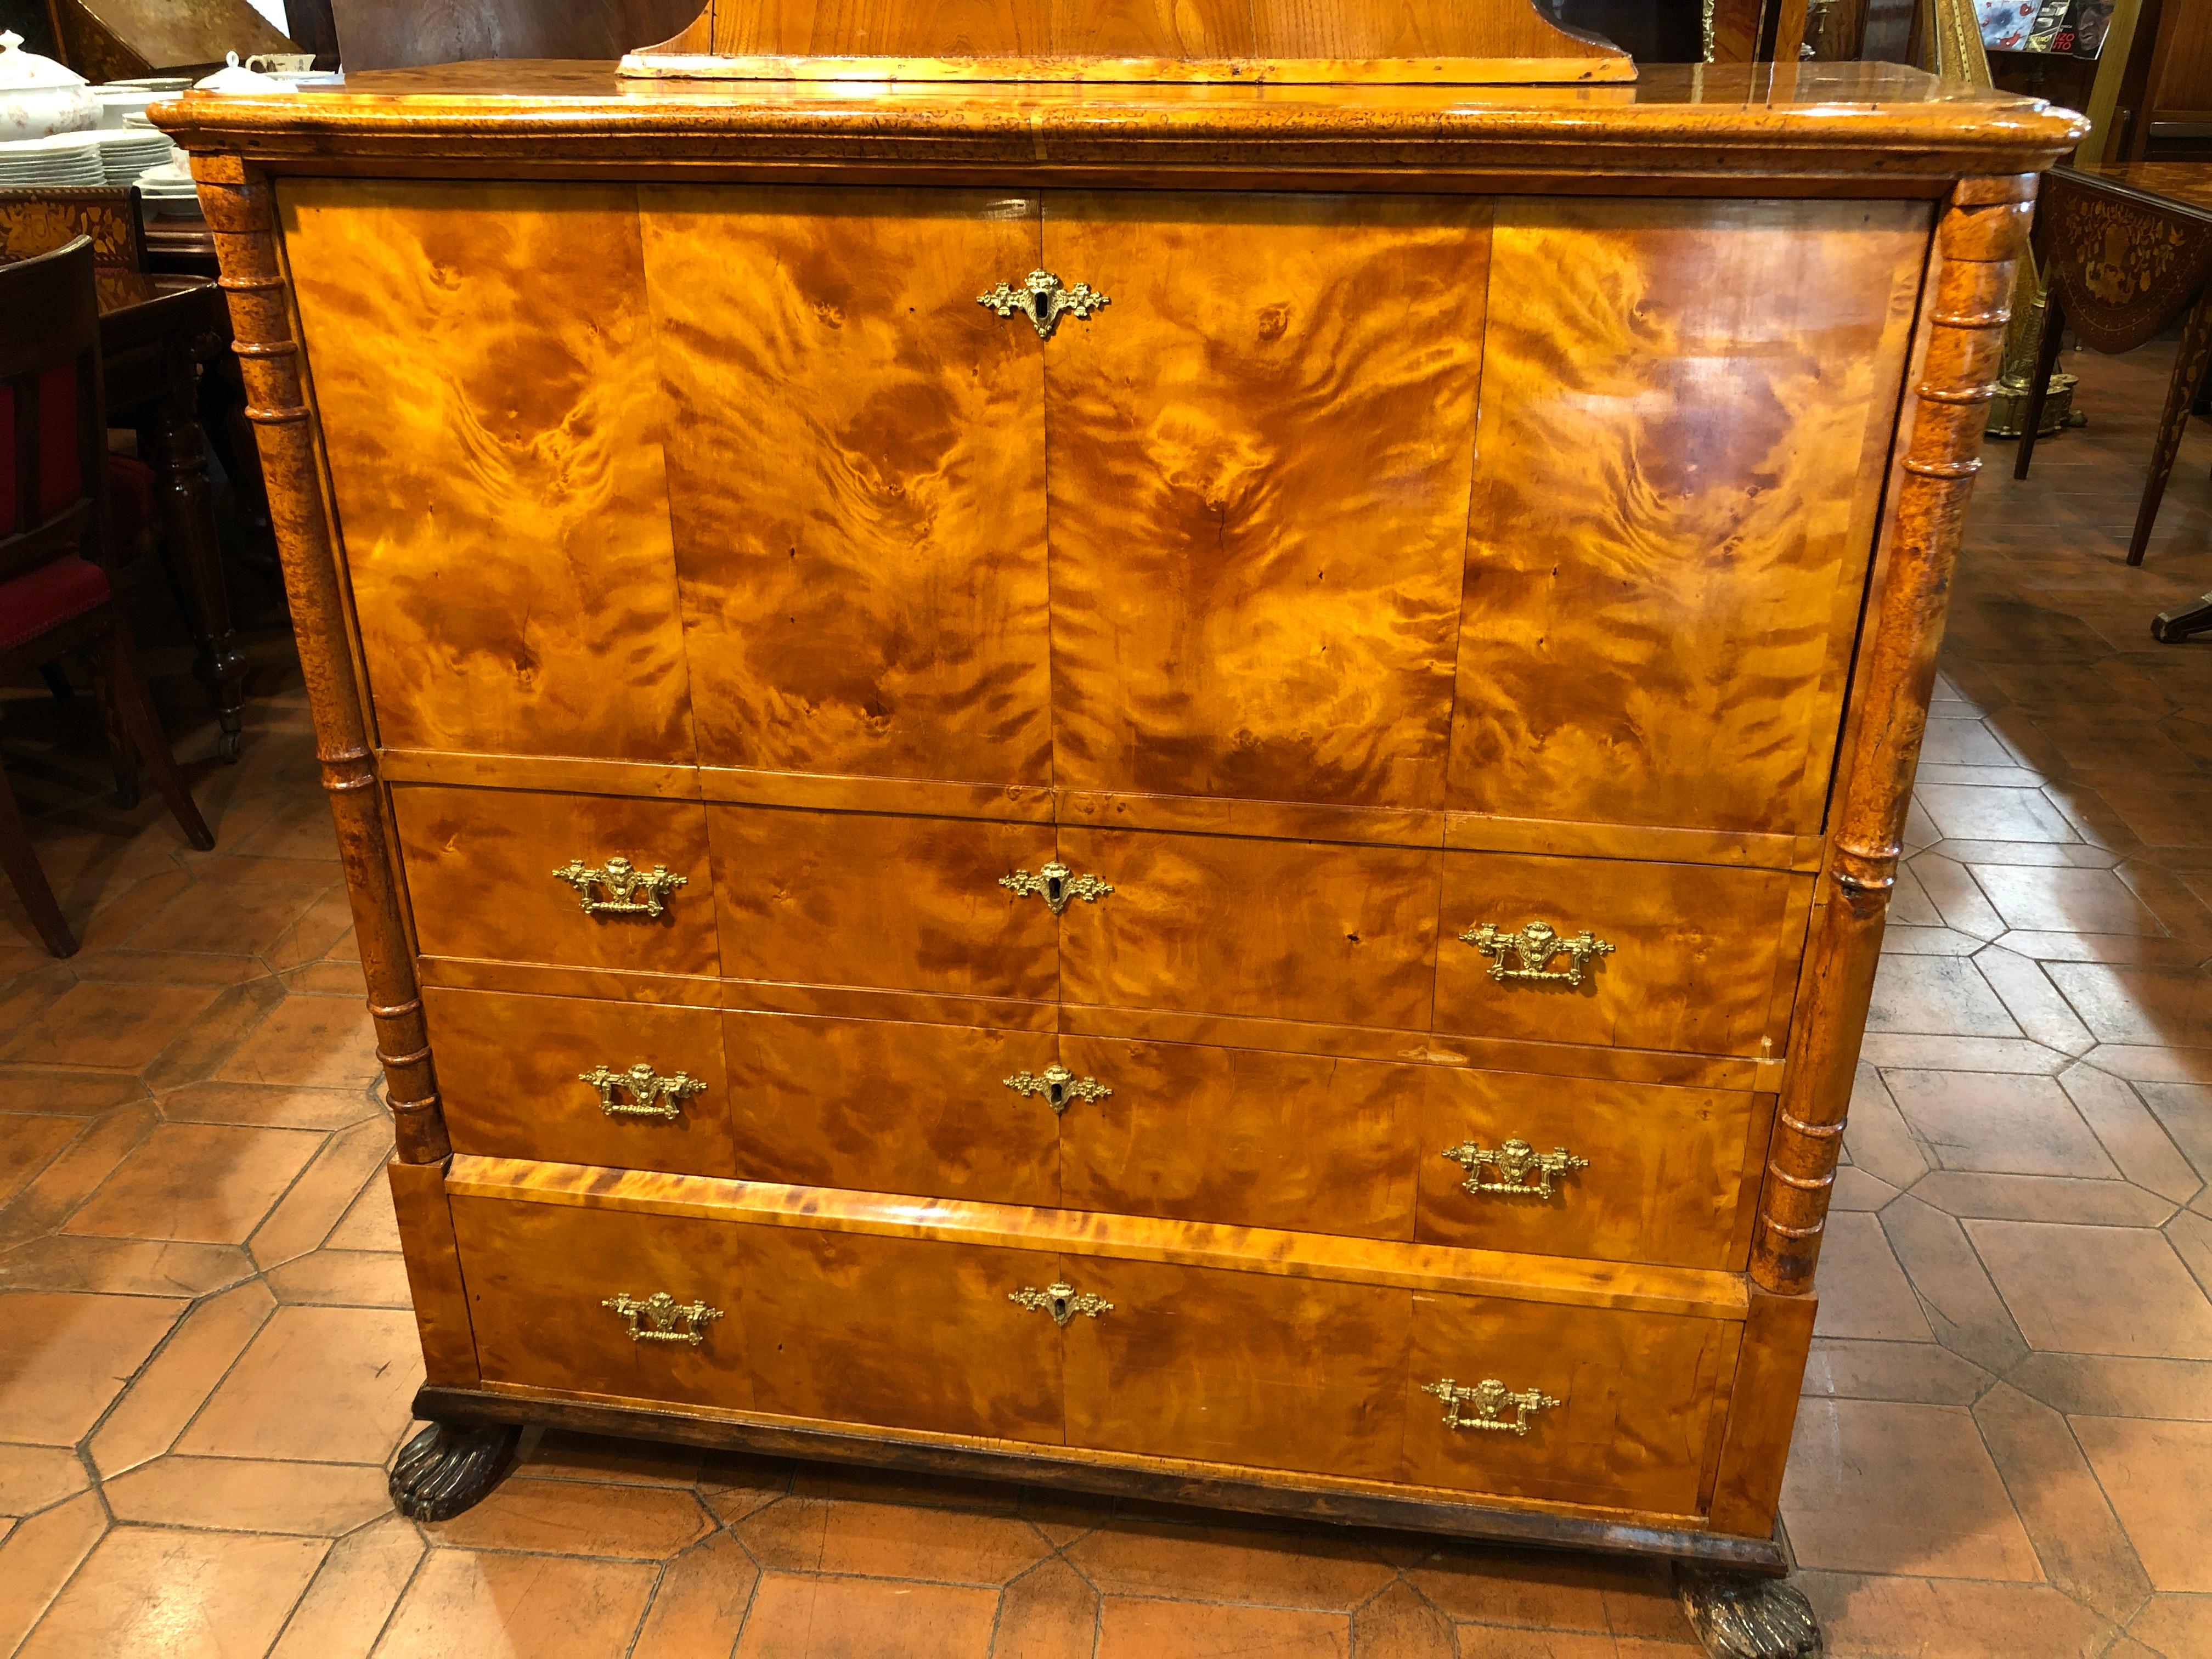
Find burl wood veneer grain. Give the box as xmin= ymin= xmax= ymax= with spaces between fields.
xmin=280 ymin=179 xmax=693 ymax=763
xmin=392 ymin=784 xmax=718 ymax=978
xmin=1056 ymin=826 xmax=1440 ymax=1028
xmin=709 ymin=804 xmax=1057 ymax=999
xmin=1064 ymin=1256 xmax=1412 ymax=1481
xmin=1404 ymin=1291 xmax=1731 ymax=1514
xmin=731 ymin=1225 xmax=1066 ymax=1441
xmin=451 ymin=1195 xmax=752 ymax=1410
xmin=1450 ymin=198 xmax=1931 ymax=838
xmin=424 ymin=986 xmax=736 ymax=1177
xmin=1415 ymin=1071 xmax=1768 ymax=1271
xmin=1044 ymin=191 xmax=1487 ymax=810
xmin=1432 ymin=850 xmax=1807 ymax=1057
xmin=641 ymin=185 xmax=1054 ymax=786
xmin=1057 ymin=1035 xmax=1421 ymax=1240
xmin=721 ymin=1010 xmax=1060 ymax=1205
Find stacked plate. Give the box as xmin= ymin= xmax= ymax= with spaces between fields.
xmin=93 ymin=86 xmax=163 ymax=127
xmin=97 ymin=127 xmax=173 ymax=184
xmin=0 ymin=131 xmax=104 ymax=187
xmin=133 ymin=156 xmax=202 ymax=218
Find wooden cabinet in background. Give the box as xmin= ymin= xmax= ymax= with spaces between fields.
xmin=159 ymin=12 xmax=2083 ymax=1647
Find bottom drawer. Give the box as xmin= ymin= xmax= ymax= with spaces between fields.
xmin=449 ymin=1172 xmax=1739 ymax=1519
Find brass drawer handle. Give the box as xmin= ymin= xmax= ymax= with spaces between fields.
xmin=1000 ymin=860 xmax=1113 ymax=916
xmin=602 ymin=1291 xmax=722 ymax=1345
xmin=581 ymin=1062 xmax=707 ymax=1121
xmin=1460 ymin=919 xmax=1613 ymax=988
xmin=1004 ymin=1064 xmax=1111 ymax=1115
xmin=1009 ymin=1280 xmax=1113 ymax=1327
xmin=1425 ymin=1376 xmax=1561 ymax=1436
xmin=977 ymin=269 xmax=1109 ymax=340
xmin=554 ymin=855 xmax=686 ymax=918
xmin=1442 ymin=1137 xmax=1588 ymax=1200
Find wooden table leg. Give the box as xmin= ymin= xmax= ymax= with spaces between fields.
xmin=2015 ymin=286 xmax=2068 ymax=478
xmin=2129 ymin=287 xmax=2212 ymax=567
xmin=2153 ymin=592 xmax=2212 ymax=642
xmin=146 ymin=329 xmax=247 ymax=761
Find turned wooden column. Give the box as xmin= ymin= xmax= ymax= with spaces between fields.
xmin=190 ymin=153 xmax=450 ymax=1167
xmin=1751 ymin=175 xmax=2033 ymax=1296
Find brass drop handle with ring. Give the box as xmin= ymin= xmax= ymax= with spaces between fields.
xmin=978 ymin=269 xmax=1109 ymax=340
xmin=1425 ymin=1376 xmax=1561 ymax=1435
xmin=602 ymin=1291 xmax=722 ymax=1345
xmin=1003 ymin=1064 xmax=1111 ymax=1115
xmin=1441 ymin=1136 xmax=1588 ymax=1200
xmin=554 ymin=855 xmax=686 ymax=918
xmin=1000 ymin=860 xmax=1114 ymax=916
xmin=580 ymin=1062 xmax=707 ymax=1121
xmin=1460 ymin=918 xmax=1613 ymax=987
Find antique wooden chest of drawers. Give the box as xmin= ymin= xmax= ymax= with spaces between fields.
xmin=159 ymin=9 xmax=2083 ymax=1641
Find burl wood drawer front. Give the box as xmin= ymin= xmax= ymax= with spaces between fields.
xmin=1043 ymin=192 xmax=1487 ymax=812
xmin=1434 ymin=851 xmax=1807 ymax=1058
xmin=1451 ymin=197 xmax=1929 ymax=838
xmin=723 ymin=1011 xmax=1059 ymax=1206
xmin=1404 ymin=1290 xmax=1731 ymax=1515
xmin=393 ymin=785 xmax=718 ymax=978
xmin=1057 ymin=827 xmax=1439 ymax=1028
xmin=1415 ymin=1071 xmax=1767 ymax=1272
xmin=452 ymin=1197 xmax=751 ymax=1412
xmin=710 ymin=805 xmax=1056 ymax=1001
xmin=424 ymin=987 xmax=734 ymax=1177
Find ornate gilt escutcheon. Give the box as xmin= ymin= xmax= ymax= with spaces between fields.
xmin=977 ymin=269 xmax=1109 ymax=340
xmin=1442 ymin=1136 xmax=1589 ymax=1200
xmin=1425 ymin=1376 xmax=1561 ymax=1436
xmin=553 ymin=855 xmax=686 ymax=919
xmin=1000 ymin=860 xmax=1114 ymax=916
xmin=1003 ymin=1064 xmax=1111 ymax=1115
xmin=580 ymin=1062 xmax=707 ymax=1121
xmin=602 ymin=1290 xmax=723 ymax=1345
xmin=1461 ymin=918 xmax=1614 ymax=988
xmin=1008 ymin=1280 xmax=1113 ymax=1328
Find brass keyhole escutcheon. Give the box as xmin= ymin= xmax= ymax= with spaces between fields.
xmin=1003 ymin=1064 xmax=1111 ymax=1115
xmin=977 ymin=269 xmax=1109 ymax=340
xmin=1000 ymin=860 xmax=1114 ymax=916
xmin=1009 ymin=1280 xmax=1113 ymax=1327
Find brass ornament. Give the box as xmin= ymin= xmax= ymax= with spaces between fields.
xmin=1441 ymin=1136 xmax=1588 ymax=1200
xmin=1460 ymin=918 xmax=1614 ymax=987
xmin=581 ymin=1062 xmax=707 ymax=1121
xmin=1425 ymin=1376 xmax=1561 ymax=1436
xmin=977 ymin=269 xmax=1109 ymax=340
xmin=1003 ymin=1064 xmax=1111 ymax=1115
xmin=1008 ymin=1280 xmax=1113 ymax=1327
xmin=1000 ymin=860 xmax=1114 ymax=915
xmin=553 ymin=855 xmax=687 ymax=918
xmin=602 ymin=1290 xmax=723 ymax=1345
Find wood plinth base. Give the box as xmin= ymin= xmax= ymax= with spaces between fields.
xmin=410 ymin=1384 xmax=1789 ymax=1572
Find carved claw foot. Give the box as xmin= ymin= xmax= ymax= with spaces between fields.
xmin=389 ymin=1420 xmax=521 ymax=1522
xmin=1673 ymin=1565 xmax=1823 ymax=1659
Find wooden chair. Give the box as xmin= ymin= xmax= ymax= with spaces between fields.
xmin=1 ymin=236 xmax=212 ymax=957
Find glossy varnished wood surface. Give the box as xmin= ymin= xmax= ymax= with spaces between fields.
xmin=709 ymin=804 xmax=1057 ymax=998
xmin=1058 ymin=1035 xmax=1420 ymax=1240
xmin=391 ymin=784 xmax=718 ymax=977
xmin=722 ymin=1010 xmax=1059 ymax=1205
xmin=1065 ymin=1256 xmax=1410 ymax=1481
xmin=1044 ymin=191 xmax=1485 ymax=810
xmin=1415 ymin=1072 xmax=1767 ymax=1272
xmin=1057 ymin=826 xmax=1439 ymax=1027
xmin=1448 ymin=198 xmax=1929 ymax=839
xmin=281 ymin=180 xmax=695 ymax=763
xmin=423 ymin=986 xmax=736 ymax=1177
xmin=642 ymin=185 xmax=1054 ymax=785
xmin=1404 ymin=1290 xmax=1731 ymax=1515
xmin=1433 ymin=851 xmax=1808 ymax=1058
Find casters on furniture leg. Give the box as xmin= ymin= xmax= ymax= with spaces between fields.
xmin=388 ymin=1420 xmax=520 ymax=1521
xmin=1673 ymin=1564 xmax=1824 ymax=1659
xmin=216 ymin=717 xmax=243 ymax=763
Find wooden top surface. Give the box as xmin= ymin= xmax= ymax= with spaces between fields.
xmin=2059 ymin=161 xmax=2212 ymax=224
xmin=156 ymin=61 xmax=2087 ymax=182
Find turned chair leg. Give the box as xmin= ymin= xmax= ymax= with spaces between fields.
xmin=0 ymin=764 xmax=77 ymax=957
xmin=98 ymin=625 xmax=213 ymax=852
xmin=86 ymin=647 xmax=140 ymax=810
xmin=37 ymin=661 xmax=75 ymax=703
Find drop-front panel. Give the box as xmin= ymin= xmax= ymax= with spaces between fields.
xmin=171 ymin=58 xmax=2078 ymax=1571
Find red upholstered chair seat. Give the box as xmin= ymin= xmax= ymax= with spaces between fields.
xmin=0 ymin=555 xmax=111 ymax=650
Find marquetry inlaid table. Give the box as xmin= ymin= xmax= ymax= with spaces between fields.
xmin=155 ymin=14 xmax=2085 ymax=1655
